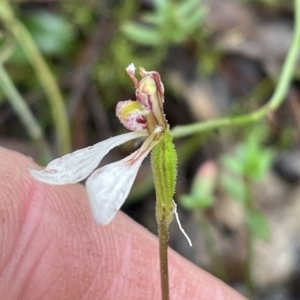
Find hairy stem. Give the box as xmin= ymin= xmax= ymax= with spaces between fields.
xmin=158 ymin=220 xmax=170 ymax=300
xmin=151 ymin=131 xmax=177 ymax=299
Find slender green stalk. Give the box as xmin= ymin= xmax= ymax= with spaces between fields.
xmin=0 ymin=0 xmax=71 ymax=155
xmin=171 ymin=0 xmax=300 ymax=139
xmin=0 ymin=63 xmax=52 ymax=161
xmin=158 ymin=220 xmax=170 ymax=300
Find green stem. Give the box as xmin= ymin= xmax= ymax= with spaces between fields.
xmin=0 ymin=63 xmax=52 ymax=161
xmin=158 ymin=220 xmax=170 ymax=300
xmin=0 ymin=0 xmax=71 ymax=155
xmin=171 ymin=0 xmax=300 ymax=139
xmin=151 ymin=130 xmax=177 ymax=299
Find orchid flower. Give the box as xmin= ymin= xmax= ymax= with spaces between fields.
xmin=29 ymin=63 xmax=167 ymax=225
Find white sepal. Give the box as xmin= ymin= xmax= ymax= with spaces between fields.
xmin=86 ymin=147 xmax=151 ymax=225
xmin=28 ymin=131 xmax=146 ymax=185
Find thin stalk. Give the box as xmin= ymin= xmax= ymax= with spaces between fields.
xmin=158 ymin=220 xmax=170 ymax=300
xmin=0 ymin=0 xmax=71 ymax=155
xmin=0 ymin=63 xmax=52 ymax=161
xmin=171 ymin=0 xmax=300 ymax=139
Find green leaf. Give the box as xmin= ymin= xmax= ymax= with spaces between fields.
xmin=222 ymin=128 xmax=273 ymax=181
xmin=221 ymin=155 xmax=244 ymax=174
xmin=153 ymin=0 xmax=170 ymax=13
xmin=251 ymin=150 xmax=274 ymax=180
xmin=142 ymin=13 xmax=164 ymax=26
xmin=180 ymin=160 xmax=217 ymax=210
xmin=182 ymin=8 xmax=206 ymax=33
xmin=177 ymin=0 xmax=201 ymax=17
xmin=122 ymin=22 xmax=162 ymax=46
xmin=246 ymin=211 xmax=270 ymax=241
xmin=180 ymin=194 xmax=214 ymax=210
xmin=23 ymin=11 xmax=74 ymax=56
xmin=221 ymin=174 xmax=246 ymax=202
xmin=241 ymin=138 xmax=273 ymax=180
xmin=177 ymin=0 xmax=206 ymax=35
xmin=235 ymin=144 xmax=247 ymax=164
xmin=180 ymin=194 xmax=197 ymax=209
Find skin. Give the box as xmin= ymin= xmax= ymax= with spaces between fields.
xmin=0 ymin=147 xmax=246 ymax=300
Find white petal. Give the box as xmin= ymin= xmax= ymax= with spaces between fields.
xmin=86 ymin=147 xmax=151 ymax=225
xmin=28 ymin=131 xmax=146 ymax=185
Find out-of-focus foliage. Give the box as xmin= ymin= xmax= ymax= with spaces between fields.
xmin=122 ymin=0 xmax=206 ymax=46
xmin=241 ymin=0 xmax=293 ymax=6
xmin=221 ymin=127 xmax=273 ymax=241
xmin=221 ymin=129 xmax=274 ymax=181
xmin=95 ymin=0 xmax=211 ymax=106
xmin=180 ymin=162 xmax=217 ymax=210
xmin=23 ymin=11 xmax=74 ymax=56
xmin=63 ymin=1 xmax=96 ymax=33
xmin=246 ymin=210 xmax=270 ymax=241
xmin=9 ymin=11 xmax=75 ymax=62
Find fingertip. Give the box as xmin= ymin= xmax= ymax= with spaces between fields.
xmin=0 ymin=147 xmax=246 ymax=300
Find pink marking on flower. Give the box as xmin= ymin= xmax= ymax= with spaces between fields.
xmin=116 ymin=100 xmax=148 ymax=132
xmin=136 ymin=116 xmax=146 ymax=124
